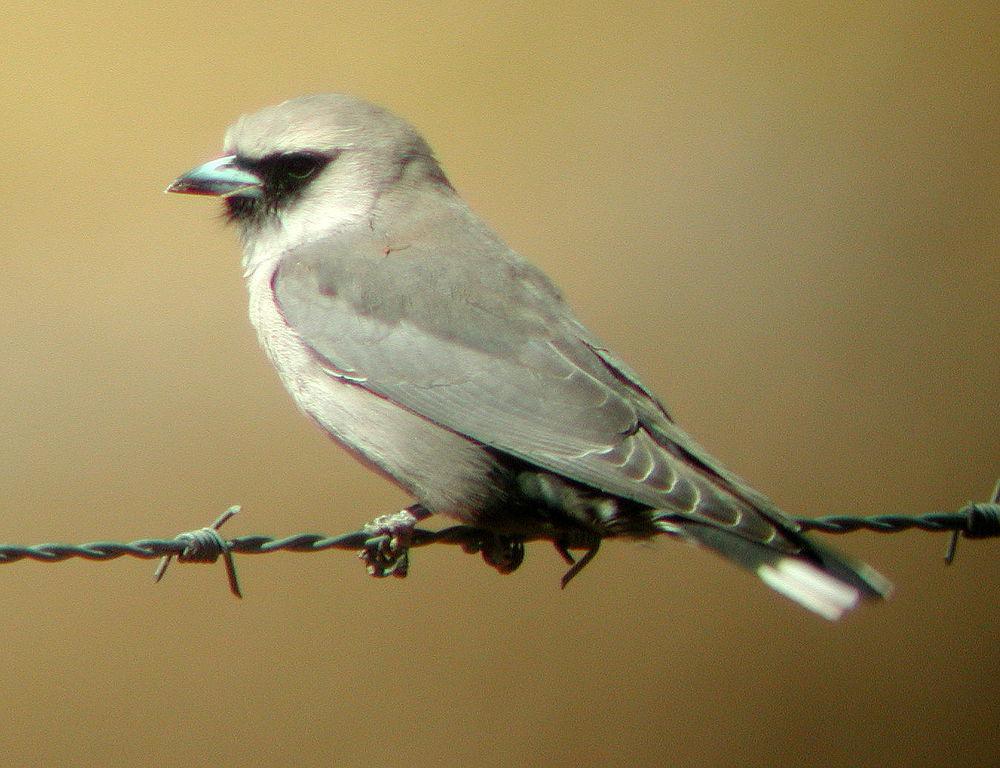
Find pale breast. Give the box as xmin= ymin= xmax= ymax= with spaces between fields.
xmin=243 ymin=256 xmax=502 ymax=521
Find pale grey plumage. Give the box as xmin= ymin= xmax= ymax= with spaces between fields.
xmin=169 ymin=93 xmax=891 ymax=618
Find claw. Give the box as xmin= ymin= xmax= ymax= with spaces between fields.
xmin=358 ymin=505 xmax=428 ymax=578
xmin=360 ymin=533 xmax=411 ymax=577
xmin=480 ymin=535 xmax=525 ymax=574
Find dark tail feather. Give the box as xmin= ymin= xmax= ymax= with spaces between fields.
xmin=662 ymin=520 xmax=892 ymax=620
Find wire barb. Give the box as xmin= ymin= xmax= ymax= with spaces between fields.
xmin=152 ymin=506 xmax=242 ymax=598
xmin=944 ymin=479 xmax=1000 ymax=564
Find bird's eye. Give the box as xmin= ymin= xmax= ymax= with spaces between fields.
xmin=282 ymin=153 xmax=323 ymax=179
xmin=255 ymin=150 xmax=336 ymax=203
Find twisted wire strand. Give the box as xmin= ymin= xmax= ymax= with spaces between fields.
xmin=795 ymin=508 xmax=992 ymax=535
xmin=0 ymin=527 xmax=499 ymax=563
xmin=1 ymin=483 xmax=996 ymax=597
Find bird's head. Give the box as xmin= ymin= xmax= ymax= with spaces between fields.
xmin=168 ymin=94 xmax=450 ymax=256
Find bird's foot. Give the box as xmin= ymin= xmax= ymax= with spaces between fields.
xmin=464 ymin=533 xmax=525 ymax=575
xmin=359 ymin=505 xmax=428 ymax=578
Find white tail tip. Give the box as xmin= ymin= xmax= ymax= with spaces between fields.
xmin=757 ymin=558 xmax=862 ymax=620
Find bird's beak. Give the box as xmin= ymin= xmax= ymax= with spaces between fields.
xmin=166 ymin=155 xmax=262 ymax=198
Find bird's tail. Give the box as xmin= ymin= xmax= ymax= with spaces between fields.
xmin=657 ymin=517 xmax=892 ymax=620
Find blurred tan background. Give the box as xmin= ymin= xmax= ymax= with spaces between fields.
xmin=1 ymin=2 xmax=996 ymax=766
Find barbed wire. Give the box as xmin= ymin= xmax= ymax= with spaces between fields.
xmin=1 ymin=480 xmax=996 ymax=598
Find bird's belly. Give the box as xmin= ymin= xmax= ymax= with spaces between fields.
xmin=244 ymin=261 xmax=500 ymax=521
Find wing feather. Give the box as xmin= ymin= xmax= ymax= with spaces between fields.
xmin=273 ymin=204 xmax=795 ymax=546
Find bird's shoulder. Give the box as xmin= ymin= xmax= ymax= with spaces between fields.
xmin=276 ymin=191 xmax=567 ymax=355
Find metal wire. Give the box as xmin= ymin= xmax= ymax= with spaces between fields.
xmin=1 ymin=482 xmax=996 ymax=597
xmin=796 ymin=507 xmax=997 ymax=536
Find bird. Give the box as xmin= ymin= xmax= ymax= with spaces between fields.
xmin=167 ymin=93 xmax=890 ymax=619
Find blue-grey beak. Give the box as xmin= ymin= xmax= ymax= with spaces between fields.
xmin=166 ymin=155 xmax=262 ymax=198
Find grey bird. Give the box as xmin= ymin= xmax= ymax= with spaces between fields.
xmin=168 ymin=94 xmax=890 ymax=619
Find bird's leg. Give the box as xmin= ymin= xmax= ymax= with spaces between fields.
xmin=360 ymin=503 xmax=430 ymax=578
xmin=554 ymin=541 xmax=576 ymax=565
xmin=555 ymin=533 xmax=601 ymax=589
